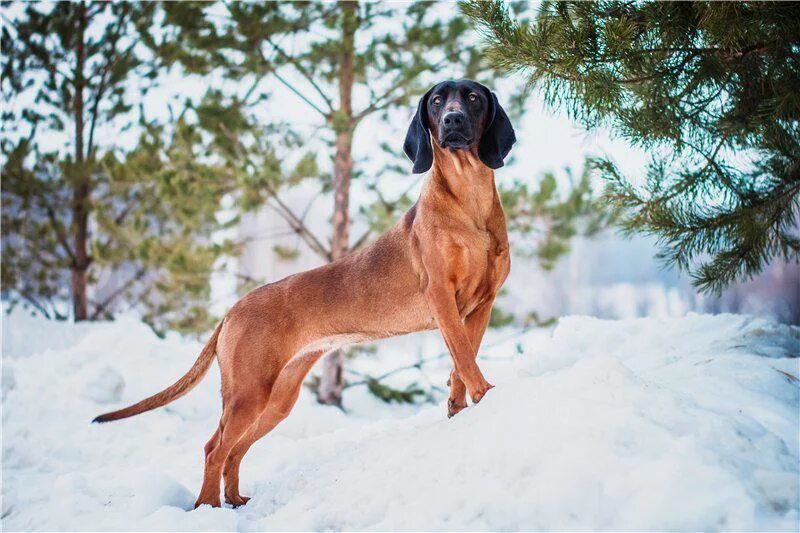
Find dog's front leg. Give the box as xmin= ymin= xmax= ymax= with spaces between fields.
xmin=425 ymin=285 xmax=493 ymax=404
xmin=447 ymin=299 xmax=495 ymax=416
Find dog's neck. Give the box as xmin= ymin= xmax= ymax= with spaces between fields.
xmin=428 ymin=143 xmax=498 ymax=225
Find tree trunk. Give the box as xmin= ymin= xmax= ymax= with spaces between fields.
xmin=71 ymin=1 xmax=90 ymax=321
xmin=316 ymin=1 xmax=357 ymax=406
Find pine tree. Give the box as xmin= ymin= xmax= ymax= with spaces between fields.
xmin=87 ymin=117 xmax=240 ymax=336
xmin=1 ymin=3 xmax=237 ymax=334
xmin=2 ymin=2 xmax=158 ymax=319
xmin=463 ymin=0 xmax=800 ymax=292
xmin=157 ymin=1 xmax=511 ymax=405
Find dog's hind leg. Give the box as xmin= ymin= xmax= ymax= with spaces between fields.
xmin=195 ymin=383 xmax=269 ymax=508
xmin=204 ymin=427 xmax=221 ymax=459
xmin=222 ymin=349 xmax=327 ymax=507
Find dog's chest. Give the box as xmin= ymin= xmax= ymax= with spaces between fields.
xmin=452 ymin=229 xmax=510 ymax=317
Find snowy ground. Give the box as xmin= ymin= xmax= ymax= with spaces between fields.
xmin=2 ymin=311 xmax=798 ymax=531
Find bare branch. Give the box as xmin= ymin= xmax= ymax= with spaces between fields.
xmin=89 ymin=267 xmax=146 ymax=320
xmin=86 ymin=13 xmax=131 ymax=159
xmin=17 ymin=290 xmax=53 ymax=319
xmin=272 ymin=70 xmax=330 ymax=119
xmin=350 ymin=228 xmax=373 ymax=251
xmin=264 ymin=185 xmax=332 ymax=261
xmin=113 ymin=196 xmax=140 ymax=226
xmin=255 ymin=48 xmax=329 ymax=119
xmin=355 ymin=58 xmax=450 ymax=122
xmin=40 ymin=200 xmax=76 ymax=264
xmin=214 ymin=120 xmax=332 ymax=262
xmin=264 ymin=36 xmax=334 ymax=112
xmin=344 ymin=325 xmax=534 ymax=388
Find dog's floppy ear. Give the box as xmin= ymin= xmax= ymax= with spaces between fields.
xmin=478 ymin=89 xmax=516 ymax=170
xmin=403 ymin=88 xmax=434 ymax=174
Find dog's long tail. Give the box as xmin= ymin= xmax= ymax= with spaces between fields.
xmin=92 ymin=321 xmax=224 ymax=423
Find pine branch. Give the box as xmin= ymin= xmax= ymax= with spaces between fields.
xmin=466 ymin=0 xmax=800 ymax=293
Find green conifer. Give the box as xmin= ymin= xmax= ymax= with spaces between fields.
xmin=1 ymin=2 xmax=237 ymax=334
xmin=463 ymin=0 xmax=800 ymax=292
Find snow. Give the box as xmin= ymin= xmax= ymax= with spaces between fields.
xmin=2 ymin=311 xmax=798 ymax=531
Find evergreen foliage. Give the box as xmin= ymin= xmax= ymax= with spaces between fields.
xmin=500 ymin=162 xmax=614 ymax=270
xmin=1 ymin=3 xmax=237 ymax=334
xmin=463 ymin=0 xmax=800 ymax=292
xmin=365 ymin=378 xmax=429 ymax=405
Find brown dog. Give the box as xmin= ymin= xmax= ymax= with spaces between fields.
xmin=94 ymin=79 xmax=516 ymax=509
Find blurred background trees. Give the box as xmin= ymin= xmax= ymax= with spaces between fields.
xmin=1 ymin=2 xmax=240 ymax=334
xmin=2 ymin=2 xmax=157 ymax=321
xmin=463 ymin=0 xmax=800 ymax=293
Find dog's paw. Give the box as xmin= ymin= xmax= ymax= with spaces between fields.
xmin=194 ymin=496 xmax=222 ymax=509
xmin=224 ymin=493 xmax=251 ymax=508
xmin=447 ymin=398 xmax=467 ymax=418
xmin=470 ymin=383 xmax=494 ymax=404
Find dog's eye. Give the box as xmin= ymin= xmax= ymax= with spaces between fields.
xmin=431 ymin=95 xmax=443 ymax=106
xmin=468 ymin=92 xmax=478 ymax=102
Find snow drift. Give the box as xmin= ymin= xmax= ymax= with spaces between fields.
xmin=2 ymin=311 xmax=798 ymax=531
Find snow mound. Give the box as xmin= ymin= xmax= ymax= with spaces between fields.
xmin=2 ymin=312 xmax=798 ymax=531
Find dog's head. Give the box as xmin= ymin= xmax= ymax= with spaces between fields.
xmin=403 ymin=79 xmax=516 ymax=174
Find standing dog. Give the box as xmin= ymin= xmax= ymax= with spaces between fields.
xmin=94 ymin=79 xmax=516 ymax=508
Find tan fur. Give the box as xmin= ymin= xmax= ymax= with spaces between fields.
xmin=94 ymin=135 xmax=510 ymax=509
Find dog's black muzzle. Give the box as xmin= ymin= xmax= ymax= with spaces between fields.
xmin=439 ymin=111 xmax=474 ymax=149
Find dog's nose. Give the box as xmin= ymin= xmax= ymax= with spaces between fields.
xmin=442 ymin=111 xmax=465 ymax=130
